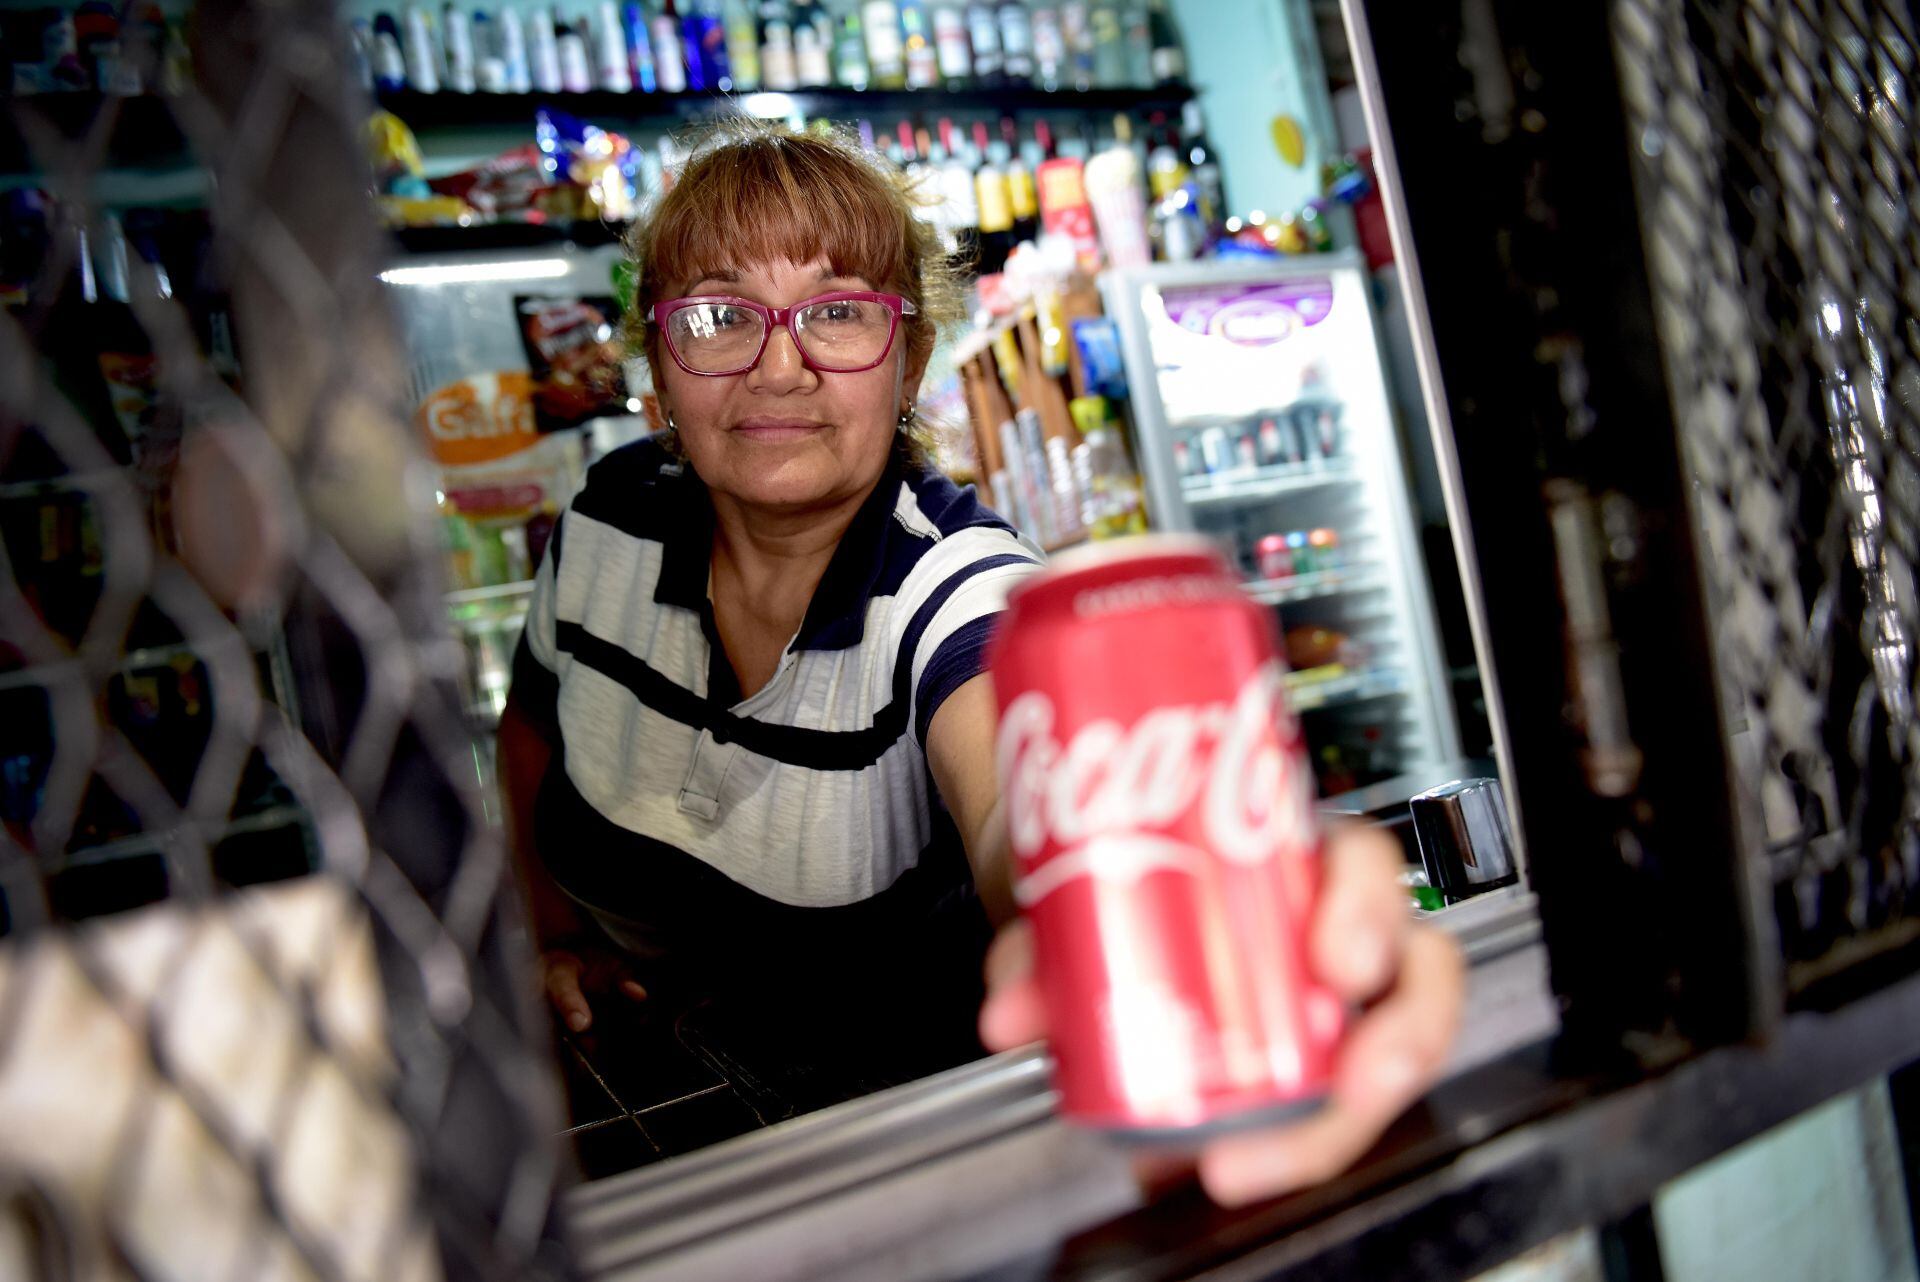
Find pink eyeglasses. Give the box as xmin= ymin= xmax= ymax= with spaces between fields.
xmin=651 ymin=290 xmax=918 ymax=377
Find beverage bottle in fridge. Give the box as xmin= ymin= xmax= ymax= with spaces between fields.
xmin=1029 ymin=2 xmax=1064 ymax=90
xmin=833 ymin=0 xmax=870 ymax=86
xmin=963 ymin=0 xmax=1001 ymax=84
xmin=758 ymin=0 xmax=798 ymax=87
xmin=861 ymin=0 xmax=906 ymax=86
xmin=1059 ymin=0 xmax=1093 ymax=90
xmin=1089 ymin=0 xmax=1126 ymax=86
xmin=996 ymin=0 xmax=1034 ymax=83
xmin=1119 ymin=0 xmax=1149 ymax=85
xmin=930 ymin=0 xmax=972 ymax=85
xmin=652 ymin=1 xmax=688 ymax=89
xmin=899 ymin=0 xmax=938 ymax=87
xmin=722 ymin=0 xmax=761 ymax=86
xmin=1145 ymin=0 xmax=1183 ymax=82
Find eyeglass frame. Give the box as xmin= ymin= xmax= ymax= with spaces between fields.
xmin=650 ymin=290 xmax=920 ymax=377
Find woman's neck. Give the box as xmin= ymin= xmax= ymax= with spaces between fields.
xmin=706 ymin=476 xmax=879 ymax=642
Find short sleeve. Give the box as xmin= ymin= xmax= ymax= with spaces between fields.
xmin=507 ymin=513 xmax=565 ymax=742
xmin=900 ymin=531 xmax=1044 ymax=745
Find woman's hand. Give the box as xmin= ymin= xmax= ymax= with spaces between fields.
xmin=978 ymin=824 xmax=1466 ymax=1207
xmin=542 ymin=946 xmax=650 ymax=1034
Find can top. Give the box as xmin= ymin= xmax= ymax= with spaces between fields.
xmin=1010 ymin=534 xmax=1237 ymax=617
xmin=1255 ymin=533 xmax=1290 ymax=552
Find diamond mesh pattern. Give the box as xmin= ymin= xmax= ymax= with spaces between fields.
xmin=0 ymin=1 xmax=573 ymax=1277
xmin=1613 ymin=0 xmax=1920 ymax=989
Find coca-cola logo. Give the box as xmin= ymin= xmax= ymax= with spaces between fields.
xmin=997 ymin=662 xmax=1312 ymax=906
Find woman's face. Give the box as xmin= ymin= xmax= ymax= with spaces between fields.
xmin=655 ymin=256 xmax=923 ymax=516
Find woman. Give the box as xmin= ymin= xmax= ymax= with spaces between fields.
xmin=500 ymin=122 xmax=1462 ymax=1203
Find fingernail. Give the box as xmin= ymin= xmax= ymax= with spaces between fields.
xmin=567 ymin=1012 xmax=589 ymax=1032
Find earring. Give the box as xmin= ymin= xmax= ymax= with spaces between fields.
xmin=898 ymin=404 xmax=917 ymax=428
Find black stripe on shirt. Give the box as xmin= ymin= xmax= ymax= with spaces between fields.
xmin=555 ymin=620 xmax=911 ymax=770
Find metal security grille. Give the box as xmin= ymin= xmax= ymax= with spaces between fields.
xmin=1614 ymin=0 xmax=1920 ymax=993
xmin=0 ymin=0 xmax=572 ymax=1277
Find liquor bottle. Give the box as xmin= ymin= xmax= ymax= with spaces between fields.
xmin=794 ymin=0 xmax=834 ymax=84
xmin=930 ymin=1 xmax=971 ymax=86
xmin=681 ymin=0 xmax=731 ymax=90
xmin=1118 ymin=0 xmax=1148 ymax=85
xmin=1181 ymin=100 xmax=1224 ymax=226
xmin=899 ymin=0 xmax=938 ymax=88
xmin=652 ymin=0 xmax=688 ymax=90
xmin=1146 ymin=119 xmax=1187 ymax=201
xmin=938 ymin=118 xmax=981 ymax=261
xmin=1028 ymin=3 xmax=1064 ymax=91
xmin=833 ymin=0 xmax=870 ymax=87
xmin=1059 ymin=0 xmax=1092 ymax=91
xmin=723 ymin=0 xmax=760 ymax=88
xmin=758 ymin=0 xmax=798 ymax=88
xmin=1145 ymin=0 xmax=1182 ymax=83
xmin=622 ymin=2 xmax=658 ymax=90
xmin=861 ymin=0 xmax=905 ymax=87
xmin=1003 ymin=116 xmax=1040 ymax=241
xmin=591 ymin=1 xmax=632 ymax=89
xmin=973 ymin=121 xmax=1015 ymax=273
xmin=996 ymin=0 xmax=1033 ymax=83
xmin=1089 ymin=0 xmax=1125 ymax=86
xmin=963 ymin=0 xmax=1000 ymax=84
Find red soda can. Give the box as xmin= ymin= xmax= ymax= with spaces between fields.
xmin=1254 ymin=533 xmax=1294 ymax=581
xmin=989 ymin=536 xmax=1344 ymax=1134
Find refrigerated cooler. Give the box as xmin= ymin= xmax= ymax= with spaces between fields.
xmin=1098 ymin=254 xmax=1460 ymax=795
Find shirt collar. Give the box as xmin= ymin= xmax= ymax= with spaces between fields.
xmin=652 ymin=449 xmax=909 ymax=653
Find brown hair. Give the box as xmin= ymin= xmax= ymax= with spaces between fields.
xmin=624 ymin=118 xmax=964 ymax=423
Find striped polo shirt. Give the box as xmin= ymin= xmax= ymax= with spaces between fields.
xmin=510 ymin=437 xmax=1043 ymax=994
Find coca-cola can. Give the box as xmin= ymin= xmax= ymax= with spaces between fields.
xmin=989 ymin=536 xmax=1344 ymax=1134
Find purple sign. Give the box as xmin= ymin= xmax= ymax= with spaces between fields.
xmin=1157 ymin=279 xmax=1336 ymax=346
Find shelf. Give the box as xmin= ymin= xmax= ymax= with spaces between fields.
xmin=390 ymin=218 xmax=630 ymax=254
xmin=373 ymin=84 xmax=1195 ymax=131
xmin=1283 ymin=665 xmax=1405 ymax=712
xmin=1182 ymin=462 xmax=1357 ymax=506
xmin=1 ymin=92 xmax=187 ymax=175
xmin=446 ymin=580 xmax=538 ymax=607
xmin=1242 ymin=565 xmax=1382 ymax=606
xmin=1165 ymin=395 xmax=1345 ymax=432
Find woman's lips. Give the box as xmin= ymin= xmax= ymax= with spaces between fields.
xmin=731 ymin=419 xmax=829 ymax=443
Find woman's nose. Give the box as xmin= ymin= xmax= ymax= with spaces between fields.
xmin=746 ymin=325 xmax=815 ymax=390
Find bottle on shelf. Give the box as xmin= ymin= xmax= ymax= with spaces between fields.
xmin=899 ymin=0 xmax=939 ymax=88
xmin=371 ymin=14 xmax=408 ymax=92
xmin=443 ymin=4 xmax=479 ymax=91
xmin=1119 ymin=0 xmax=1149 ymax=85
xmin=652 ymin=0 xmax=689 ymax=90
xmin=758 ymin=0 xmax=799 ymax=88
xmin=1059 ymin=0 xmax=1093 ymax=91
xmin=973 ymin=121 xmax=1016 ymax=273
xmin=1003 ymin=117 xmax=1040 ymax=242
xmin=401 ymin=5 xmax=440 ymax=92
xmin=929 ymin=0 xmax=972 ymax=87
xmin=498 ymin=8 xmax=532 ymax=90
xmin=963 ymin=0 xmax=1001 ymax=85
xmin=833 ymin=0 xmax=871 ymax=88
xmin=526 ymin=5 xmax=561 ymax=91
xmin=861 ymin=0 xmax=906 ymax=87
xmin=591 ymin=1 xmax=632 ymax=89
xmin=621 ymin=1 xmax=659 ymax=90
xmin=937 ymin=118 xmax=981 ymax=261
xmin=681 ymin=0 xmax=732 ymax=91
xmin=996 ymin=0 xmax=1034 ymax=84
xmin=1028 ymin=2 xmax=1064 ymax=91
xmin=722 ymin=0 xmax=761 ymax=87
xmin=1089 ymin=0 xmax=1127 ymax=86
xmin=794 ymin=1 xmax=834 ymax=84
xmin=1145 ymin=0 xmax=1183 ymax=84
xmin=1071 ymin=397 xmax=1148 ymax=539
xmin=1182 ymin=99 xmax=1224 ymax=227
xmin=555 ymin=16 xmax=592 ymax=91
